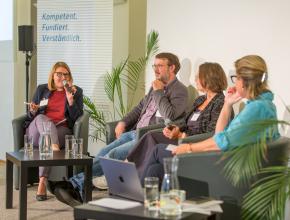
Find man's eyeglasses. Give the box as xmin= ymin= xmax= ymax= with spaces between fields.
xmin=230 ymin=75 xmax=238 ymax=84
xmin=152 ymin=64 xmax=169 ymax=69
xmin=55 ymin=72 xmax=70 ymax=78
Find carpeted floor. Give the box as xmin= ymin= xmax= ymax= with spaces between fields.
xmin=0 ymin=160 xmax=108 ymax=220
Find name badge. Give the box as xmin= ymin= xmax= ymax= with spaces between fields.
xmin=190 ymin=112 xmax=200 ymax=121
xmin=155 ymin=110 xmax=162 ymax=117
xmin=39 ymin=99 xmax=48 ymax=107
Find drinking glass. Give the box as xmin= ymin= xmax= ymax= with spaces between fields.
xmin=72 ymin=138 xmax=83 ymax=158
xmin=144 ymin=177 xmax=159 ymax=210
xmin=65 ymin=135 xmax=75 ymax=157
xmin=24 ymin=134 xmax=33 ymax=155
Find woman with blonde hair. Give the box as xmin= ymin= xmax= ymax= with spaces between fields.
xmin=141 ymin=55 xmax=280 ymax=183
xmin=25 ymin=61 xmax=83 ymax=201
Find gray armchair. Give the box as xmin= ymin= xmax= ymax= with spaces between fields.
xmin=178 ymin=131 xmax=214 ymax=144
xmin=12 ymin=112 xmax=89 ymax=189
xmin=105 ymin=121 xmax=164 ymax=144
xmin=177 ymin=136 xmax=290 ymax=220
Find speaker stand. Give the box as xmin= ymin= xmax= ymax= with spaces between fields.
xmin=25 ymin=52 xmax=32 ymax=112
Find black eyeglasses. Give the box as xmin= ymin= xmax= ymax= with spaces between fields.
xmin=152 ymin=64 xmax=170 ymax=69
xmin=55 ymin=72 xmax=70 ymax=78
xmin=230 ymin=75 xmax=238 ymax=84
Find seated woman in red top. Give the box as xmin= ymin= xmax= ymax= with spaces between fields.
xmin=25 ymin=61 xmax=83 ymax=201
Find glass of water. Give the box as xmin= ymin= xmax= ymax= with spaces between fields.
xmin=144 ymin=177 xmax=159 ymax=210
xmin=160 ymin=190 xmax=182 ymax=216
xmin=65 ymin=135 xmax=75 ymax=157
xmin=72 ymin=138 xmax=83 ymax=158
xmin=24 ymin=134 xmax=33 ymax=155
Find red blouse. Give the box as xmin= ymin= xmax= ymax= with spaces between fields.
xmin=45 ymin=90 xmax=66 ymax=125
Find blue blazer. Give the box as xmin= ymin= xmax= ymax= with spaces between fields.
xmin=25 ymin=83 xmax=83 ymax=129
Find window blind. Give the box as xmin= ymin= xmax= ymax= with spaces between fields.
xmin=37 ymin=0 xmax=113 ymax=113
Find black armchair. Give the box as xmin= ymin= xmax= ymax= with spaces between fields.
xmin=177 ymin=136 xmax=290 ymax=220
xmin=12 ymin=112 xmax=89 ymax=189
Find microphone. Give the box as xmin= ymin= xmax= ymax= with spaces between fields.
xmin=62 ymin=80 xmax=74 ymax=94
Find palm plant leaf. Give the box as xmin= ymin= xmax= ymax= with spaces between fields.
xmin=122 ymin=31 xmax=159 ymax=112
xmin=146 ymin=30 xmax=159 ymax=61
xmin=104 ymin=58 xmax=127 ymax=102
xmin=89 ymin=125 xmax=106 ymax=142
xmin=104 ymin=58 xmax=128 ymax=118
xmin=242 ymin=166 xmax=290 ymax=220
xmin=124 ymin=57 xmax=146 ymax=91
xmin=221 ymin=119 xmax=287 ymax=187
xmin=83 ymin=96 xmax=106 ymax=141
xmin=106 ymin=30 xmax=159 ymax=117
xmin=222 ymin=141 xmax=267 ymax=187
xmin=104 ymin=72 xmax=115 ymax=102
xmin=123 ymin=57 xmax=146 ymax=110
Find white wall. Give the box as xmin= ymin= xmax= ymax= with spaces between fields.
xmin=146 ymin=0 xmax=290 ymax=128
xmin=0 ymin=0 xmax=15 ymax=159
xmin=0 ymin=0 xmax=31 ymax=159
xmin=0 ymin=41 xmax=14 ymax=159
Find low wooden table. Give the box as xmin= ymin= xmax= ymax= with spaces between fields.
xmin=6 ymin=151 xmax=93 ymax=220
xmin=74 ymin=202 xmax=217 ymax=220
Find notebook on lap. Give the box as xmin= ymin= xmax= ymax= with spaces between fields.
xmin=99 ymin=157 xmax=144 ymax=202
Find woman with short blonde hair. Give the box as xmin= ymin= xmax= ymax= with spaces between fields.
xmin=47 ymin=62 xmax=73 ymax=91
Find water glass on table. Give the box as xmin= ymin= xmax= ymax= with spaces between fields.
xmin=171 ymin=189 xmax=186 ymax=204
xmin=72 ymin=138 xmax=83 ymax=158
xmin=24 ymin=134 xmax=33 ymax=155
xmin=65 ymin=135 xmax=75 ymax=157
xmin=160 ymin=189 xmax=184 ymax=216
xmin=144 ymin=177 xmax=159 ymax=210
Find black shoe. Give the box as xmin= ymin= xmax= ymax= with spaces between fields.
xmin=36 ymin=194 xmax=47 ymax=201
xmin=54 ymin=187 xmax=82 ymax=207
xmin=54 ymin=182 xmax=83 ymax=203
xmin=47 ymin=180 xmax=73 ymax=195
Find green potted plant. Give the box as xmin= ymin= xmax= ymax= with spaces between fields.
xmin=222 ymin=117 xmax=290 ymax=219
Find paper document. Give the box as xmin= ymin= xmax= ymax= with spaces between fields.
xmin=182 ymin=203 xmax=211 ymax=215
xmin=166 ymin=144 xmax=177 ymax=151
xmin=182 ymin=199 xmax=223 ymax=214
xmin=88 ymin=198 xmax=142 ymax=210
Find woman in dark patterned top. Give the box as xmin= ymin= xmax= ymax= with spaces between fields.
xmin=126 ymin=62 xmax=229 ymax=183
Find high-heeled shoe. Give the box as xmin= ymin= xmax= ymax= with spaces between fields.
xmin=36 ymin=179 xmax=47 ymax=201
xmin=36 ymin=194 xmax=47 ymax=201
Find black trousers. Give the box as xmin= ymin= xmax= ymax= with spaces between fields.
xmin=140 ymin=143 xmax=173 ymax=186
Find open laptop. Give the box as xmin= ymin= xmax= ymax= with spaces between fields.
xmin=99 ymin=157 xmax=144 ymax=202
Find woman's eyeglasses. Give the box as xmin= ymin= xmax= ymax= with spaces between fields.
xmin=55 ymin=72 xmax=70 ymax=78
xmin=230 ymin=75 xmax=238 ymax=84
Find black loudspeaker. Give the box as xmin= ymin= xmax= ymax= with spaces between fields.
xmin=18 ymin=25 xmax=34 ymax=52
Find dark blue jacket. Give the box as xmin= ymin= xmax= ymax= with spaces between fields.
xmin=25 ymin=83 xmax=83 ymax=129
